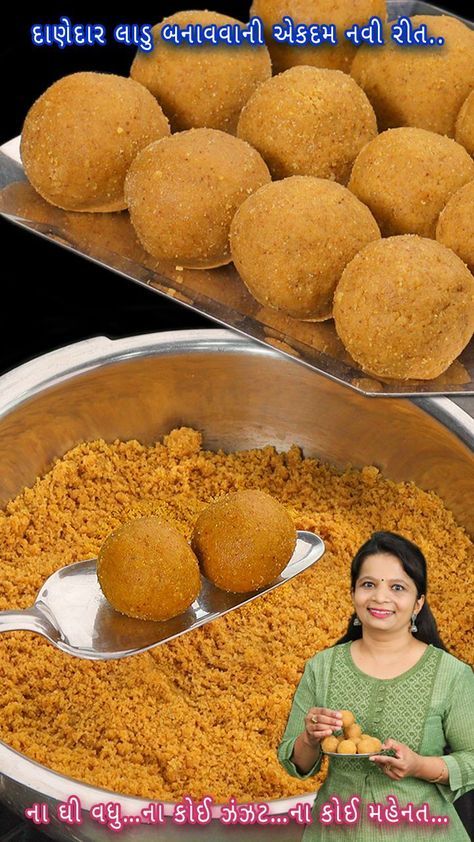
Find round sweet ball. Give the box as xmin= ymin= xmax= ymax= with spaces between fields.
xmin=250 ymin=0 xmax=386 ymax=74
xmin=21 ymin=72 xmax=170 ymax=212
xmin=237 ymin=66 xmax=377 ymax=184
xmin=97 ymin=516 xmax=201 ymax=622
xmin=358 ymin=736 xmax=382 ymax=754
xmin=125 ymin=128 xmax=270 ymax=269
xmin=345 ymin=723 xmax=362 ymax=740
xmin=455 ymin=92 xmax=474 ymax=157
xmin=351 ymin=15 xmax=474 ymax=137
xmin=130 ymin=11 xmax=271 ymax=134
xmin=230 ymin=177 xmax=380 ymax=321
xmin=333 ymin=236 xmax=474 ymax=380
xmin=349 ymin=128 xmax=474 ymax=238
xmin=341 ymin=710 xmax=355 ymax=728
xmin=337 ymin=740 xmax=357 ymax=754
xmin=436 ymin=182 xmax=474 ymax=273
xmin=191 ymin=490 xmax=297 ymax=593
xmin=321 ymin=736 xmax=339 ymax=753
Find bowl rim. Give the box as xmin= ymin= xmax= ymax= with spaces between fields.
xmin=0 ymin=328 xmax=472 ymax=451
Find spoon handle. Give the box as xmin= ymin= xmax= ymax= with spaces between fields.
xmin=0 ymin=608 xmax=52 ymax=636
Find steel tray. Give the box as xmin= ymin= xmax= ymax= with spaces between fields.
xmin=1 ymin=0 xmax=473 ymax=398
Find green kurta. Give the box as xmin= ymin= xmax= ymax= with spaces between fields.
xmin=278 ymin=643 xmax=474 ymax=840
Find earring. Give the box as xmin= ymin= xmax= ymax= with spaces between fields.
xmin=410 ymin=613 xmax=418 ymax=633
xmin=353 ymin=615 xmax=362 ymax=626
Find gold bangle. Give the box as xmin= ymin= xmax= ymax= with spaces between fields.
xmin=428 ymin=760 xmax=447 ymax=784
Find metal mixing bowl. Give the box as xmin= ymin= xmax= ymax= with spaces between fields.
xmin=0 ymin=329 xmax=472 ymax=841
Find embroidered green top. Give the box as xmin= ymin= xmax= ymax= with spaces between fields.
xmin=278 ymin=643 xmax=473 ymax=840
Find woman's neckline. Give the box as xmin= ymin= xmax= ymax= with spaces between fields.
xmin=344 ymin=640 xmax=432 ymax=683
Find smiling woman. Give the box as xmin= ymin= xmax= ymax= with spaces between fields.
xmin=278 ymin=531 xmax=474 ymax=840
xmin=345 ymin=532 xmax=447 ymax=656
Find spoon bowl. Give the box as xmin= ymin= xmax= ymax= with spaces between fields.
xmin=0 ymin=531 xmax=324 ymax=659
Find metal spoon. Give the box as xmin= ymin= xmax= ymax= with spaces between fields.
xmin=0 ymin=531 xmax=324 ymax=660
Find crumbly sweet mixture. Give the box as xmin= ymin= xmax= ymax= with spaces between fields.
xmin=0 ymin=427 xmax=472 ymax=801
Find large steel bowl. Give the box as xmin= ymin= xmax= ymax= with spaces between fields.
xmin=0 ymin=329 xmax=472 ymax=841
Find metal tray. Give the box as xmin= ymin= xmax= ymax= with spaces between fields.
xmin=324 ymin=752 xmax=382 ymax=758
xmin=1 ymin=0 xmax=473 ymax=398
xmin=323 ymin=748 xmax=396 ymax=758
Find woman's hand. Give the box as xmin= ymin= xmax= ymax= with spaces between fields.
xmin=369 ymin=738 xmax=422 ymax=780
xmin=291 ymin=708 xmax=343 ymax=775
xmin=303 ymin=707 xmax=343 ymax=748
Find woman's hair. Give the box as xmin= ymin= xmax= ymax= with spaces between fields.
xmin=336 ymin=531 xmax=448 ymax=650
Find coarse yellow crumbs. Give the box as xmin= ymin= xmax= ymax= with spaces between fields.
xmin=0 ymin=427 xmax=472 ymax=801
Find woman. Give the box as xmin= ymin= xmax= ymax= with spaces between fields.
xmin=278 ymin=531 xmax=473 ymax=840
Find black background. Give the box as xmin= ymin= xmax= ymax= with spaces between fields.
xmin=0 ymin=2 xmax=473 ymax=839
